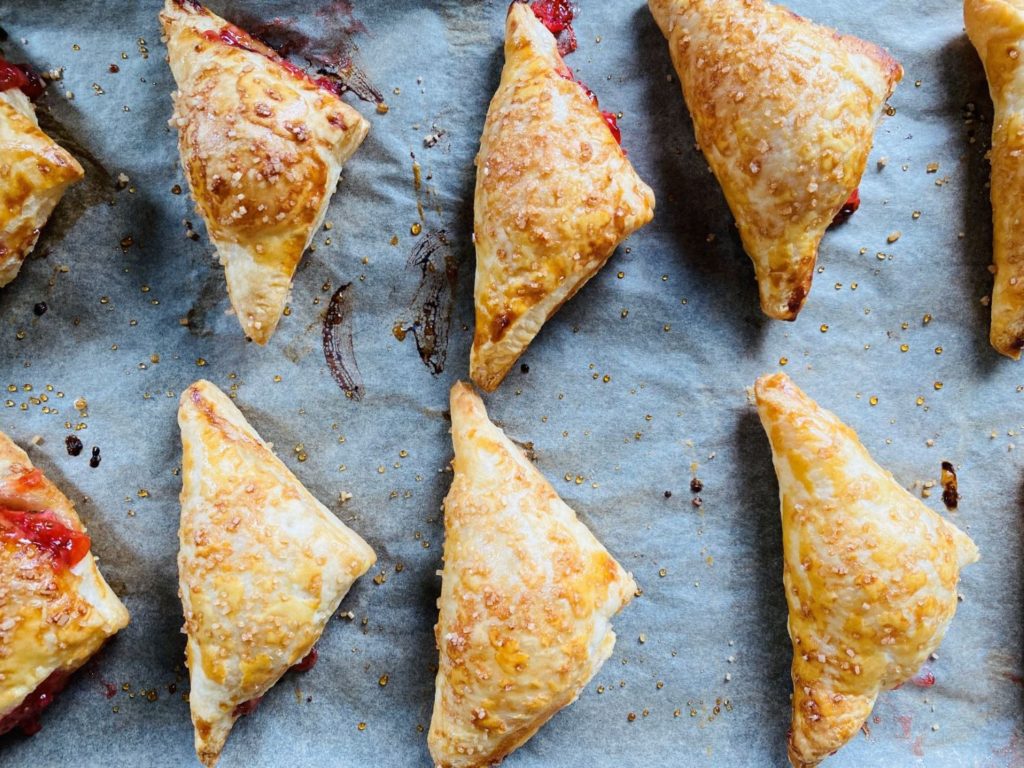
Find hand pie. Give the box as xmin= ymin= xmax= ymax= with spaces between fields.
xmin=754 ymin=373 xmax=979 ymax=767
xmin=0 ymin=59 xmax=84 ymax=289
xmin=470 ymin=2 xmax=655 ymax=392
xmin=178 ymin=380 xmax=376 ymax=766
xmin=160 ymin=0 xmax=370 ymax=344
xmin=429 ymin=382 xmax=637 ymax=767
xmin=965 ymin=0 xmax=1024 ymax=358
xmin=649 ymin=0 xmax=902 ymax=319
xmin=0 ymin=430 xmax=129 ymax=737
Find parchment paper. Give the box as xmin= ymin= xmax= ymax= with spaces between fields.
xmin=0 ymin=1 xmax=1020 ymax=766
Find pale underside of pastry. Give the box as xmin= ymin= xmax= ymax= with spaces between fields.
xmin=754 ymin=373 xmax=979 ymax=768
xmin=0 ymin=87 xmax=84 ymax=289
xmin=428 ymin=382 xmax=637 ymax=768
xmin=0 ymin=430 xmax=129 ymax=730
xmin=160 ymin=0 xmax=370 ymax=344
xmin=965 ymin=0 xmax=1024 ymax=358
xmin=177 ymin=379 xmax=375 ymax=766
xmin=470 ymin=2 xmax=655 ymax=392
xmin=649 ymin=0 xmax=902 ymax=320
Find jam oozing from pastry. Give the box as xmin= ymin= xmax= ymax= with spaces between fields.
xmin=202 ymin=23 xmax=343 ymax=98
xmin=0 ymin=57 xmax=45 ymax=101
xmin=601 ymin=111 xmax=621 ymax=145
xmin=912 ymin=669 xmax=936 ymax=688
xmin=530 ymin=0 xmax=577 ymax=55
xmin=11 ymin=467 xmax=43 ymax=492
xmin=0 ymin=669 xmax=71 ymax=736
xmin=230 ymin=647 xmax=319 ymax=718
xmin=0 ymin=508 xmax=91 ymax=570
xmin=231 ymin=697 xmax=263 ymax=718
xmin=831 ymin=188 xmax=860 ymax=226
xmin=557 ymin=71 xmax=623 ymax=147
xmin=291 ymin=646 xmax=318 ymax=673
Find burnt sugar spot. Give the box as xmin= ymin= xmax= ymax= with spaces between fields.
xmin=322 ymin=283 xmax=365 ymax=400
xmin=394 ymin=230 xmax=458 ymax=375
xmin=940 ymin=461 xmax=959 ymax=511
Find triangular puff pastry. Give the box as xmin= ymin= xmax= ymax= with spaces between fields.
xmin=754 ymin=373 xmax=979 ymax=767
xmin=0 ymin=430 xmax=128 ymax=736
xmin=178 ymin=380 xmax=375 ymax=766
xmin=965 ymin=0 xmax=1024 ymax=358
xmin=160 ymin=0 xmax=370 ymax=344
xmin=0 ymin=69 xmax=84 ymax=288
xmin=428 ymin=382 xmax=637 ymax=767
xmin=649 ymin=0 xmax=902 ymax=319
xmin=470 ymin=2 xmax=655 ymax=392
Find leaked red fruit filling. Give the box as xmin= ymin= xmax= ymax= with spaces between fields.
xmin=12 ymin=467 xmax=43 ymax=492
xmin=0 ymin=507 xmax=91 ymax=570
xmin=0 ymin=669 xmax=71 ymax=737
xmin=912 ymin=669 xmax=936 ymax=688
xmin=229 ymin=646 xmax=319 ymax=718
xmin=832 ymin=188 xmax=860 ymax=226
xmin=201 ymin=24 xmax=342 ymax=97
xmin=558 ymin=71 xmax=623 ymax=147
xmin=232 ymin=696 xmax=263 ymax=718
xmin=601 ymin=111 xmax=621 ymax=145
xmin=530 ymin=0 xmax=577 ymax=56
xmin=291 ymin=646 xmax=318 ymax=673
xmin=0 ymin=58 xmax=45 ymax=101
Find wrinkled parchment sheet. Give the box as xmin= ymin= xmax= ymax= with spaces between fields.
xmin=0 ymin=0 xmax=1020 ymax=765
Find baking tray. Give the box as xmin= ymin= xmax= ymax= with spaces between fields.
xmin=0 ymin=0 xmax=1021 ymax=765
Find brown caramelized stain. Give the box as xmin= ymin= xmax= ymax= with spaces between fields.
xmin=393 ymin=230 xmax=458 ymax=375
xmin=786 ymin=285 xmax=807 ymax=317
xmin=940 ymin=461 xmax=959 ymax=511
xmin=322 ymin=283 xmax=364 ymax=400
xmin=509 ymin=437 xmax=536 ymax=461
xmin=229 ymin=1 xmax=383 ymax=105
xmin=490 ymin=310 xmax=513 ymax=341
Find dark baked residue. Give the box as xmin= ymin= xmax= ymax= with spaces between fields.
xmin=322 ymin=282 xmax=364 ymax=400
xmin=394 ymin=230 xmax=458 ymax=375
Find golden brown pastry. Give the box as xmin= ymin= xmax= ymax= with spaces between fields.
xmin=178 ymin=380 xmax=375 ymax=766
xmin=160 ymin=0 xmax=370 ymax=344
xmin=754 ymin=373 xmax=979 ymax=767
xmin=429 ymin=382 xmax=637 ymax=767
xmin=965 ymin=0 xmax=1024 ymax=358
xmin=0 ymin=430 xmax=129 ymax=736
xmin=470 ymin=2 xmax=655 ymax=392
xmin=649 ymin=0 xmax=902 ymax=319
xmin=0 ymin=60 xmax=84 ymax=289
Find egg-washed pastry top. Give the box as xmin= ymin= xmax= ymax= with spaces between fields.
xmin=160 ymin=0 xmax=370 ymax=344
xmin=178 ymin=379 xmax=375 ymax=766
xmin=754 ymin=373 xmax=978 ymax=767
xmin=470 ymin=2 xmax=655 ymax=392
xmin=0 ymin=59 xmax=84 ymax=289
xmin=0 ymin=430 xmax=128 ymax=737
xmin=429 ymin=382 xmax=637 ymax=767
xmin=649 ymin=0 xmax=901 ymax=320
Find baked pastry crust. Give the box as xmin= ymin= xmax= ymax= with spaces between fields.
xmin=0 ymin=430 xmax=129 ymax=730
xmin=428 ymin=382 xmax=636 ymax=767
xmin=754 ymin=373 xmax=978 ymax=767
xmin=178 ymin=380 xmax=375 ymax=766
xmin=470 ymin=3 xmax=655 ymax=392
xmin=649 ymin=0 xmax=902 ymax=319
xmin=0 ymin=86 xmax=84 ymax=288
xmin=965 ymin=0 xmax=1024 ymax=358
xmin=160 ymin=0 xmax=370 ymax=344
